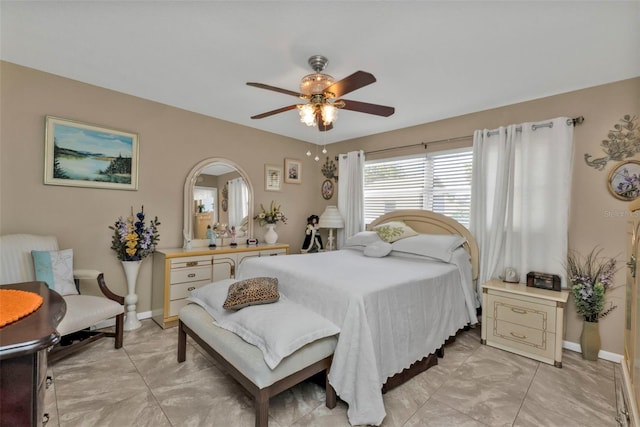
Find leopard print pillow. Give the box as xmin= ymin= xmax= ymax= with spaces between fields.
xmin=223 ymin=277 xmax=279 ymax=311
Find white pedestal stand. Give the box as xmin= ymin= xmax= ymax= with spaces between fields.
xmin=121 ymin=260 xmax=142 ymax=331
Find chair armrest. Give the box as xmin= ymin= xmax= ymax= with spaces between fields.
xmin=73 ymin=269 xmax=101 ymax=280
xmin=73 ymin=269 xmax=124 ymax=305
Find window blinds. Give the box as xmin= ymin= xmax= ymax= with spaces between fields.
xmin=364 ymin=148 xmax=472 ymax=226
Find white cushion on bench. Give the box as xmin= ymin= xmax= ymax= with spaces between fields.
xmin=179 ymin=303 xmax=337 ymax=389
xmin=188 ymin=279 xmax=339 ymax=369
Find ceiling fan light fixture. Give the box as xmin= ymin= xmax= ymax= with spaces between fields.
xmin=300 ymin=73 xmax=334 ymax=96
xmin=297 ymin=103 xmax=317 ymax=126
xmin=321 ymin=103 xmax=338 ymax=126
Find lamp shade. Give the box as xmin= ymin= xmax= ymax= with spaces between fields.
xmin=318 ymin=205 xmax=344 ymax=229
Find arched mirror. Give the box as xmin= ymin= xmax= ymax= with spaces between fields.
xmin=183 ymin=158 xmax=254 ymax=248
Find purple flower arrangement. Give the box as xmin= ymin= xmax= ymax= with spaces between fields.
xmin=566 ymin=247 xmax=618 ymax=322
xmin=110 ymin=206 xmax=160 ymax=261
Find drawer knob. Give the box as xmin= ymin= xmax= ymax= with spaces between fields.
xmin=269 ymin=253 xmax=278 ymax=256
xmin=511 ymin=307 xmax=527 ymax=315
xmin=186 ymin=261 xmax=198 ymax=267
xmin=187 ymin=273 xmax=196 ymax=278
xmin=510 ymin=332 xmax=527 ymax=340
xmin=188 ymin=286 xmax=196 ymax=291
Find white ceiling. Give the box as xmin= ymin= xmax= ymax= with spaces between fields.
xmin=1 ymin=1 xmax=639 ymax=145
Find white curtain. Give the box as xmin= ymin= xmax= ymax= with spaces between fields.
xmin=470 ymin=117 xmax=574 ymax=295
xmin=228 ymin=178 xmax=248 ymax=229
xmin=337 ymin=150 xmax=365 ymax=248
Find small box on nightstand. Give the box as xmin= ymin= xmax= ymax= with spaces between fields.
xmin=480 ymin=279 xmax=569 ymax=368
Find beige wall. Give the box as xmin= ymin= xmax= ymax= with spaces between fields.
xmin=0 ymin=61 xmax=326 ymax=313
xmin=331 ymin=77 xmax=640 ymax=355
xmin=2 ymin=60 xmax=639 ymax=355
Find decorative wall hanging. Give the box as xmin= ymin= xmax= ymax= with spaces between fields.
xmin=322 ymin=179 xmax=334 ymax=200
xmin=321 ymin=156 xmax=337 ymax=181
xmin=585 ymin=114 xmax=639 ymax=170
xmin=44 ymin=116 xmax=139 ymax=190
xmin=608 ymin=160 xmax=640 ymax=201
xmin=221 ymin=183 xmax=228 ymax=212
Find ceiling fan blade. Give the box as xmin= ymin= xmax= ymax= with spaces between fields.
xmin=338 ymin=99 xmax=395 ymax=117
xmin=246 ymin=82 xmax=304 ymax=98
xmin=323 ymin=71 xmax=376 ymax=98
xmin=250 ymin=104 xmax=298 ymax=119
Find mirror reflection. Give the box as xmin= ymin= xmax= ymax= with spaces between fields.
xmin=184 ymin=158 xmax=253 ymax=248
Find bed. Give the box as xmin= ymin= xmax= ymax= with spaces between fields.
xmin=237 ymin=209 xmax=479 ymax=426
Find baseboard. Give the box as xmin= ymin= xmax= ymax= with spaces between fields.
xmin=93 ymin=310 xmax=152 ymax=330
xmin=563 ymin=340 xmax=623 ymax=363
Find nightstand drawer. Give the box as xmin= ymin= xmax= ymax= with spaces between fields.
xmin=488 ymin=294 xmax=556 ymax=332
xmin=490 ymin=320 xmax=555 ymax=360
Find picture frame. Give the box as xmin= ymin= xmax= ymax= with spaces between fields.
xmin=608 ymin=160 xmax=640 ymax=201
xmin=284 ymin=158 xmax=302 ymax=184
xmin=264 ymin=164 xmax=282 ymax=191
xmin=322 ymin=179 xmax=334 ymax=200
xmin=44 ymin=116 xmax=139 ymax=190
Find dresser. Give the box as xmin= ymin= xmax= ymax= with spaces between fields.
xmin=623 ymin=199 xmax=640 ymax=426
xmin=481 ymin=279 xmax=569 ymax=367
xmin=0 ymin=282 xmax=66 ymax=427
xmin=151 ymin=244 xmax=289 ymax=328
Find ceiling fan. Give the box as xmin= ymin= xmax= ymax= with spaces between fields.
xmin=247 ymin=55 xmax=395 ymax=132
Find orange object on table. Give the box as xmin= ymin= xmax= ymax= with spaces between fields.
xmin=0 ymin=289 xmax=44 ymax=327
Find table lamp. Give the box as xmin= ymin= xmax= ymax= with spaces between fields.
xmin=318 ymin=205 xmax=344 ymax=251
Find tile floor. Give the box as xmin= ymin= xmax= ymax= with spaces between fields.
xmin=45 ymin=320 xmax=622 ymax=427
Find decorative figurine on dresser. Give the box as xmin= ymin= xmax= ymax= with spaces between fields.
xmin=301 ymin=214 xmax=323 ymax=253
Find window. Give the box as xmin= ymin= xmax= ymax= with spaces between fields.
xmin=363 ymin=148 xmax=473 ymax=226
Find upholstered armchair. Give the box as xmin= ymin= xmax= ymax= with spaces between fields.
xmin=0 ymin=234 xmax=124 ymax=362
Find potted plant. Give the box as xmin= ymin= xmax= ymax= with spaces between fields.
xmin=566 ymin=247 xmax=618 ymax=360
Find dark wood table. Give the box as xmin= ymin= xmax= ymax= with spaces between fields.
xmin=0 ymin=281 xmax=66 ymax=427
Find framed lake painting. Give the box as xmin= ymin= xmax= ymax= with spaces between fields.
xmin=44 ymin=116 xmax=139 ymax=190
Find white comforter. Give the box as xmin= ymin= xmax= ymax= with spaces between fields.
xmin=238 ymin=249 xmax=475 ymax=426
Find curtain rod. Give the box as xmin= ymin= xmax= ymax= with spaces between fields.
xmin=354 ymin=116 xmax=585 ymax=158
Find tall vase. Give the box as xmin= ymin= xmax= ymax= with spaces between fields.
xmin=580 ymin=320 xmax=601 ymax=361
xmin=121 ymin=260 xmax=142 ymax=331
xmin=264 ymin=224 xmax=278 ymax=244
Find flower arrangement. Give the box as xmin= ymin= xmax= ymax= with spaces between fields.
xmin=254 ymin=201 xmax=287 ymax=226
xmin=566 ymin=247 xmax=618 ymax=323
xmin=110 ymin=206 xmax=160 ymax=261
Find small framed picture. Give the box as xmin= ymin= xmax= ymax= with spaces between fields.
xmin=322 ymin=179 xmax=334 ymax=200
xmin=265 ymin=164 xmax=282 ymax=191
xmin=284 ymin=158 xmax=302 ymax=184
xmin=44 ymin=116 xmax=139 ymax=190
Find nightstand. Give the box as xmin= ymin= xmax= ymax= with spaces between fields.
xmin=481 ymin=279 xmax=570 ymax=367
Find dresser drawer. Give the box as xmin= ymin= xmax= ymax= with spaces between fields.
xmin=170 ymin=266 xmax=212 ymax=284
xmin=260 ymin=248 xmax=287 ymax=257
xmin=169 ymin=280 xmax=211 ymax=301
xmin=170 ymin=256 xmax=211 ymax=269
xmin=487 ymin=293 xmax=556 ymax=333
xmin=489 ymin=319 xmax=555 ymax=360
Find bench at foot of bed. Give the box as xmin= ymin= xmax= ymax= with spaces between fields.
xmin=178 ymin=303 xmax=337 ymax=427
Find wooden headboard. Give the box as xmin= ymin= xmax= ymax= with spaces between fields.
xmin=367 ymin=209 xmax=479 ymax=283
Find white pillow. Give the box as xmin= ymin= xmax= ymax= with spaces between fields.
xmin=373 ymin=221 xmax=418 ymax=243
xmin=391 ymin=234 xmax=466 ymax=262
xmin=344 ymin=231 xmax=382 ymax=250
xmin=188 ymin=281 xmax=340 ymax=369
xmin=31 ymin=249 xmax=79 ymax=295
xmin=364 ymin=241 xmax=393 ymax=258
